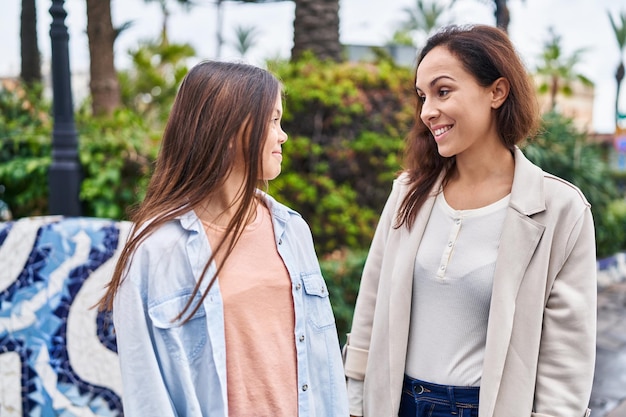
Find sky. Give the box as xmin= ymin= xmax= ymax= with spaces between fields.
xmin=1 ymin=0 xmax=626 ymax=134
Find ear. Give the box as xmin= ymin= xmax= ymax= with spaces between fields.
xmin=490 ymin=77 xmax=510 ymax=109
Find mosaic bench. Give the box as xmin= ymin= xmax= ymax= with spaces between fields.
xmin=0 ymin=216 xmax=130 ymax=416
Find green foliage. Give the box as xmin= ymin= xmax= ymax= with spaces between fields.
xmin=268 ymin=54 xmax=414 ymax=252
xmin=599 ymin=199 xmax=626 ymax=256
xmin=608 ymin=10 xmax=626 ymax=52
xmin=399 ymin=0 xmax=451 ymax=40
xmin=389 ymin=30 xmax=416 ymax=47
xmin=523 ymin=111 xmax=625 ymax=257
xmin=118 ymin=39 xmax=195 ymax=126
xmin=270 ymin=137 xmax=381 ymax=253
xmin=0 ymin=81 xmax=51 ymax=217
xmin=231 ymin=25 xmax=261 ymax=57
xmin=0 ymin=81 xmax=158 ymax=220
xmin=6 ymin=51 xmax=626 ymax=264
xmin=75 ymin=108 xmax=159 ymax=219
xmin=535 ymin=27 xmax=593 ymax=111
xmin=320 ymin=248 xmax=368 ymax=341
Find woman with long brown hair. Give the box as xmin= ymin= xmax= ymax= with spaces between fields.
xmin=100 ymin=60 xmax=348 ymax=416
xmin=343 ymin=24 xmax=596 ymax=417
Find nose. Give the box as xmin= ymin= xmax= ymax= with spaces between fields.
xmin=420 ymin=99 xmax=439 ymax=123
xmin=279 ymin=126 xmax=288 ymax=144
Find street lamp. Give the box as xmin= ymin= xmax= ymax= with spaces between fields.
xmin=48 ymin=0 xmax=81 ymax=216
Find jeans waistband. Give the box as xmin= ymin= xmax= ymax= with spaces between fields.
xmin=403 ymin=374 xmax=480 ymax=404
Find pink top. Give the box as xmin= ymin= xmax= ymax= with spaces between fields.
xmin=203 ymin=203 xmax=297 ymax=416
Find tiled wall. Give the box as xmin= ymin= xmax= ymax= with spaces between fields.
xmin=0 ymin=216 xmax=130 ymax=416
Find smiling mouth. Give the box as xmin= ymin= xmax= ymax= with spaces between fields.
xmin=433 ymin=126 xmax=452 ymax=136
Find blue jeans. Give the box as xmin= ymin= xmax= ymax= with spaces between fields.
xmin=398 ymin=375 xmax=480 ymax=417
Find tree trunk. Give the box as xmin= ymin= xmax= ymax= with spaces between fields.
xmin=493 ymin=0 xmax=510 ymax=33
xmin=20 ymin=0 xmax=41 ymax=86
xmin=291 ymin=0 xmax=342 ymax=62
xmin=159 ymin=0 xmax=170 ymax=46
xmin=86 ymin=0 xmax=121 ymax=116
xmin=616 ymin=61 xmax=624 ymax=129
xmin=550 ymin=75 xmax=558 ymax=111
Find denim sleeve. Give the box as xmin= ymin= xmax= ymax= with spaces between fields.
xmin=113 ymin=270 xmax=177 ymax=416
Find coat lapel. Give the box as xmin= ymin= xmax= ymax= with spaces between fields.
xmin=387 ymin=185 xmax=438 ymax=411
xmin=479 ymin=148 xmax=547 ymax=417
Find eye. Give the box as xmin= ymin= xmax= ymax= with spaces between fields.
xmin=438 ymin=88 xmax=450 ymax=98
xmin=417 ymin=94 xmax=426 ymax=103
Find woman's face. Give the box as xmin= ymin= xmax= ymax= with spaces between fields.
xmin=415 ymin=46 xmax=504 ymax=158
xmin=260 ymin=92 xmax=288 ymax=180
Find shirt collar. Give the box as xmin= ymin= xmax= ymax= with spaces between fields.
xmin=174 ymin=190 xmax=301 ymax=232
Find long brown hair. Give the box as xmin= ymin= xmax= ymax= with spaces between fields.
xmin=99 ymin=61 xmax=282 ymax=321
xmin=396 ymin=24 xmax=540 ymax=229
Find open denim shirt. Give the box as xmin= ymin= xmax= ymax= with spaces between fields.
xmin=113 ymin=192 xmax=349 ymax=416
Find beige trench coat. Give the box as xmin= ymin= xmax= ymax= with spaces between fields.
xmin=344 ymin=148 xmax=596 ymax=417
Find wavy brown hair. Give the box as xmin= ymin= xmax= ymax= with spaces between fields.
xmin=396 ymin=24 xmax=540 ymax=229
xmin=99 ymin=61 xmax=282 ymax=321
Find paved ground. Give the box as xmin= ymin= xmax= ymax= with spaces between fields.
xmin=589 ymin=281 xmax=626 ymax=417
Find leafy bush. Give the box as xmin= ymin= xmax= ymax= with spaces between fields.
xmin=269 ymin=54 xmax=414 ymax=253
xmin=320 ymin=248 xmax=368 ymax=341
xmin=0 ymin=82 xmax=158 ymax=220
xmin=75 ymin=108 xmax=159 ymax=219
xmin=118 ymin=40 xmax=195 ymax=127
xmin=0 ymin=81 xmax=51 ymax=217
xmin=523 ymin=111 xmax=626 ymax=257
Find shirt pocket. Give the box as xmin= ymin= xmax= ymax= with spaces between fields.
xmin=148 ymin=290 xmax=208 ymax=363
xmin=301 ymin=272 xmax=336 ymax=331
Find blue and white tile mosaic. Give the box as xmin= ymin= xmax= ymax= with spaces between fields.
xmin=0 ymin=216 xmax=131 ymax=417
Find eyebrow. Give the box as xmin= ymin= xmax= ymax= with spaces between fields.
xmin=416 ymin=75 xmax=456 ymax=92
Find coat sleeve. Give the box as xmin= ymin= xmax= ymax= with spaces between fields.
xmin=113 ymin=260 xmax=178 ymax=417
xmin=343 ymin=177 xmax=403 ymax=415
xmin=532 ymin=206 xmax=596 ymax=417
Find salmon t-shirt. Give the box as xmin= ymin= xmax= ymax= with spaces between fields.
xmin=202 ymin=203 xmax=297 ymax=416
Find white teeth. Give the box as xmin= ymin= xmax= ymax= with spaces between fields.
xmin=433 ymin=126 xmax=451 ymax=136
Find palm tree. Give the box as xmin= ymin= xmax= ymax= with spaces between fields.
xmin=144 ymin=0 xmax=193 ymax=46
xmin=493 ymin=0 xmax=510 ymax=32
xmin=231 ymin=25 xmax=261 ymax=58
xmin=217 ymin=0 xmax=340 ymax=62
xmin=608 ymin=10 xmax=626 ymax=130
xmin=86 ymin=0 xmax=121 ymax=116
xmin=402 ymin=0 xmax=450 ymax=33
xmin=535 ymin=27 xmax=593 ymax=112
xmin=20 ymin=0 xmax=41 ymax=86
xmin=291 ymin=0 xmax=341 ymax=61
xmin=396 ymin=0 xmax=451 ymax=47
xmin=450 ymin=0 xmax=525 ymax=32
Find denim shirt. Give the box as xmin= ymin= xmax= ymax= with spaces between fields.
xmin=113 ymin=192 xmax=349 ymax=416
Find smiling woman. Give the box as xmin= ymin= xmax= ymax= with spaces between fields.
xmin=343 ymin=24 xmax=597 ymax=417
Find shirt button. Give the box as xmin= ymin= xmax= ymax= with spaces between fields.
xmin=299 ymin=334 xmax=305 ymax=342
xmin=455 ymin=219 xmax=461 ymax=225
xmin=295 ymin=283 xmax=302 ymax=290
xmin=440 ymin=265 xmax=445 ymax=271
xmin=302 ymin=384 xmax=308 ymax=391
xmin=447 ymin=241 xmax=453 ymax=247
